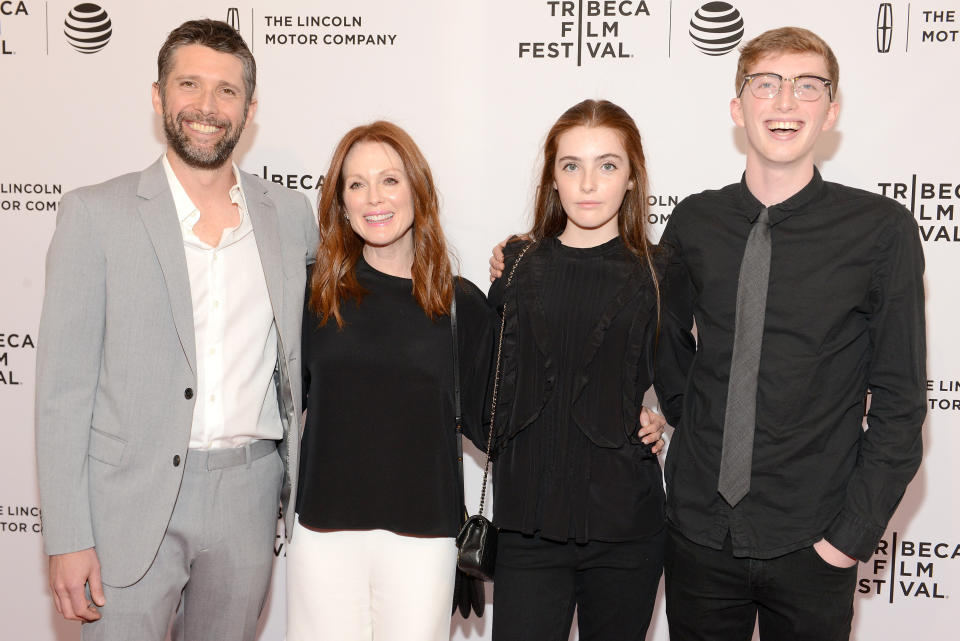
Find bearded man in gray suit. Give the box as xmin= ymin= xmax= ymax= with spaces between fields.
xmin=35 ymin=19 xmax=317 ymax=640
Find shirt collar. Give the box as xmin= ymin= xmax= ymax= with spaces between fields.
xmin=161 ymin=153 xmax=248 ymax=228
xmin=738 ymin=167 xmax=826 ymax=226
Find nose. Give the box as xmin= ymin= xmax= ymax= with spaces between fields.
xmin=773 ymin=79 xmax=798 ymax=111
xmin=580 ymin=168 xmax=597 ymax=193
xmin=367 ymin=182 xmax=383 ymax=205
xmin=197 ymin=86 xmax=218 ymax=115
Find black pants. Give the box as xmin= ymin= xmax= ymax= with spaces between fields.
xmin=664 ymin=526 xmax=858 ymax=641
xmin=492 ymin=528 xmax=665 ymax=641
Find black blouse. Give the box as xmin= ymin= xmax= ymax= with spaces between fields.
xmin=297 ymin=258 xmax=495 ymax=537
xmin=488 ymin=237 xmax=667 ymax=543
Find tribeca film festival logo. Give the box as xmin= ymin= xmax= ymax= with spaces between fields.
xmin=0 ymin=0 xmax=29 ymax=56
xmin=0 ymin=181 xmax=61 ymax=213
xmin=256 ymin=165 xmax=324 ymax=192
xmin=859 ymin=531 xmax=957 ymax=601
xmin=0 ymin=330 xmax=34 ymax=386
xmin=877 ymin=176 xmax=960 ymax=242
xmin=517 ymin=1 xmax=651 ymax=65
xmin=688 ymin=2 xmax=743 ymax=56
xmin=63 ymin=3 xmax=112 ymax=54
xmin=875 ymin=3 xmax=958 ymax=52
xmin=259 ymin=7 xmax=396 ymax=47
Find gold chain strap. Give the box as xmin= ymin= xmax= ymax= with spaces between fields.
xmin=477 ymin=242 xmax=532 ymax=515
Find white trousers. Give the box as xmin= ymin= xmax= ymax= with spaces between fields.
xmin=286 ymin=521 xmax=457 ymax=641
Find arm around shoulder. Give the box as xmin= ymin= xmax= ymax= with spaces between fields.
xmin=652 ymin=226 xmax=696 ymax=429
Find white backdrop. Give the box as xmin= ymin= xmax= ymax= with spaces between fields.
xmin=1 ymin=1 xmax=957 ymax=639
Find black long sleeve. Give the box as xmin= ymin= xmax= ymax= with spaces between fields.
xmin=297 ymin=259 xmax=495 ymax=537
xmin=656 ymin=169 xmax=926 ymax=562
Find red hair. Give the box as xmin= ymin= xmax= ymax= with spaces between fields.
xmin=309 ymin=121 xmax=453 ymax=327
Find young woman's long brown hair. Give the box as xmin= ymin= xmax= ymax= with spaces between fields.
xmin=530 ymin=99 xmax=660 ymax=308
xmin=309 ymin=121 xmax=453 ymax=327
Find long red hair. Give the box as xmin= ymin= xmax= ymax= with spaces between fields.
xmin=309 ymin=121 xmax=453 ymax=327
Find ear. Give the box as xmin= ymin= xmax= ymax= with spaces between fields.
xmin=552 ymin=181 xmax=557 ymax=190
xmin=730 ymin=97 xmax=745 ymax=128
xmin=821 ymin=99 xmax=840 ymax=132
xmin=151 ymin=82 xmax=163 ymax=117
xmin=627 ymin=179 xmax=635 ymax=191
xmin=245 ymin=96 xmax=259 ymax=123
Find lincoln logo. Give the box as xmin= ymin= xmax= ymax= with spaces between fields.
xmin=227 ymin=7 xmax=240 ymax=32
xmin=877 ymin=3 xmax=893 ymax=53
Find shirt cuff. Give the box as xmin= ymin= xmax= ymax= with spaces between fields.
xmin=824 ymin=508 xmax=885 ymax=563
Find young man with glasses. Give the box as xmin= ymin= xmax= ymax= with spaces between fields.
xmin=655 ymin=26 xmax=926 ymax=641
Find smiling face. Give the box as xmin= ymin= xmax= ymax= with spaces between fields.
xmin=151 ymin=44 xmax=256 ymax=170
xmin=730 ymin=51 xmax=839 ymax=175
xmin=553 ymin=125 xmax=633 ymax=247
xmin=341 ymin=140 xmax=415 ymax=260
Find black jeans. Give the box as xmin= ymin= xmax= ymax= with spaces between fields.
xmin=492 ymin=528 xmax=665 ymax=641
xmin=664 ymin=526 xmax=858 ymax=641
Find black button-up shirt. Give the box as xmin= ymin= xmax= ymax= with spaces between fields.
xmin=655 ymin=169 xmax=926 ymax=561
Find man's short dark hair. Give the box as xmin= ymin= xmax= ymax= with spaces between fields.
xmin=157 ymin=19 xmax=256 ymax=106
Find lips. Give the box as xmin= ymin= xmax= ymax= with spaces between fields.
xmin=766 ymin=120 xmax=803 ymax=135
xmin=177 ymin=111 xmax=229 ymax=137
xmin=185 ymin=121 xmax=222 ymax=134
xmin=363 ymin=211 xmax=394 ymax=225
xmin=575 ymin=201 xmax=602 ymax=208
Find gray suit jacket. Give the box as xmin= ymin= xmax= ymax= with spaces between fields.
xmin=35 ymin=157 xmax=317 ymax=587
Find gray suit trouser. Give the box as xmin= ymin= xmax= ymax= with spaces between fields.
xmin=82 ymin=440 xmax=283 ymax=641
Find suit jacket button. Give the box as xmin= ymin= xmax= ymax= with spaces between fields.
xmin=184 ymin=388 xmax=194 ymax=399
xmin=173 ymin=454 xmax=181 ymax=467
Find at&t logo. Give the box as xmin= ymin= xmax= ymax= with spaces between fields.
xmin=64 ymin=3 xmax=111 ymax=54
xmin=688 ymin=2 xmax=743 ymax=56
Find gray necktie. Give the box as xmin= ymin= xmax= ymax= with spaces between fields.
xmin=718 ymin=207 xmax=771 ymax=507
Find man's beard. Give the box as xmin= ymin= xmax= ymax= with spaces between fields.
xmin=163 ymin=106 xmax=246 ymax=170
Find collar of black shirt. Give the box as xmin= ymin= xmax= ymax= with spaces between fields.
xmin=737 ymin=167 xmax=827 ymax=226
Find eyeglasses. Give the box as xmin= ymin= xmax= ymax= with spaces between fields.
xmin=738 ymin=73 xmax=834 ymax=102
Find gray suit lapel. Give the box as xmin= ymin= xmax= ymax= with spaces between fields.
xmin=243 ymin=172 xmax=285 ymax=329
xmin=137 ymin=158 xmax=197 ymax=374
xmin=242 ymin=172 xmax=298 ymax=463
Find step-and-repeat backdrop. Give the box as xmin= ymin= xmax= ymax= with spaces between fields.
xmin=1 ymin=1 xmax=956 ymax=639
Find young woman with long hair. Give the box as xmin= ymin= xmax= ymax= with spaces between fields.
xmin=487 ymin=99 xmax=676 ymax=640
xmin=286 ymin=121 xmax=494 ymax=641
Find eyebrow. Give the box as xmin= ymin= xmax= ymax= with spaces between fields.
xmin=172 ymin=73 xmax=242 ymax=89
xmin=342 ymin=168 xmax=403 ymax=181
xmin=752 ymin=71 xmax=828 ymax=78
xmin=557 ymin=153 xmax=625 ymax=163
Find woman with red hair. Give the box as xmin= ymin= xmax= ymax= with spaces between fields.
xmin=286 ymin=121 xmax=494 ymax=641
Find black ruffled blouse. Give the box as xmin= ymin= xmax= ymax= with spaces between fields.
xmin=487 ymin=237 xmax=668 ymax=543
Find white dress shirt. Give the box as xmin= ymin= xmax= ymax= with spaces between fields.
xmin=162 ymin=155 xmax=282 ymax=449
